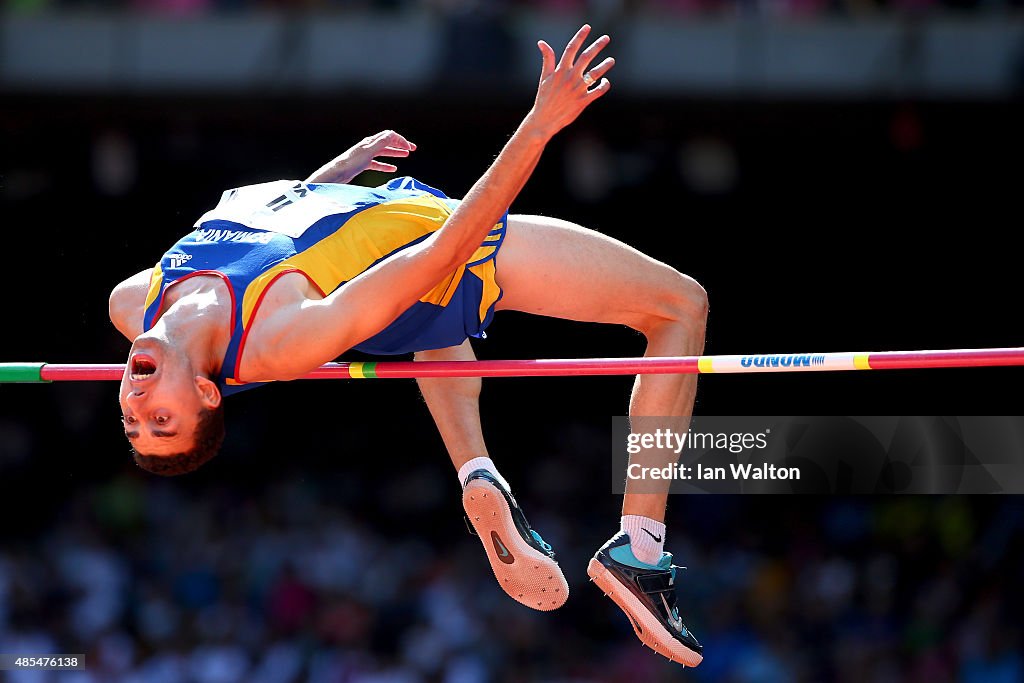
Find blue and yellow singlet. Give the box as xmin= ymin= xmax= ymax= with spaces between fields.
xmin=142 ymin=177 xmax=506 ymax=395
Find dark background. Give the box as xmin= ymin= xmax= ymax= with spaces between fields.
xmin=1 ymin=7 xmax=1024 ymax=680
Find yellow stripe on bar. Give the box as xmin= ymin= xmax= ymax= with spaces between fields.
xmin=853 ymin=354 xmax=872 ymax=370
xmin=348 ymin=362 xmax=367 ymax=379
xmin=698 ymin=356 xmax=715 ymax=373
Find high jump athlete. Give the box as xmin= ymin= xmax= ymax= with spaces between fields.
xmin=107 ymin=26 xmax=707 ymax=666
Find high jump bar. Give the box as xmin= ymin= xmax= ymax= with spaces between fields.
xmin=1 ymin=348 xmax=1023 ymax=383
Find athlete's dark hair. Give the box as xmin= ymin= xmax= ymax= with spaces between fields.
xmin=131 ymin=404 xmax=226 ymax=476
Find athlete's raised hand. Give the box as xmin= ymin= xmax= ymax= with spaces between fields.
xmin=305 ymin=130 xmax=417 ymax=185
xmin=528 ymin=25 xmax=614 ymax=139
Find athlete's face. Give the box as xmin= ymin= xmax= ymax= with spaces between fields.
xmin=119 ymin=339 xmax=220 ymax=455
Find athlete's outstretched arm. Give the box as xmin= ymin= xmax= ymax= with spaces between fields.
xmin=304 ymin=130 xmax=417 ymax=185
xmin=109 ymin=268 xmax=154 ymax=340
xmin=253 ymin=25 xmax=615 ymax=380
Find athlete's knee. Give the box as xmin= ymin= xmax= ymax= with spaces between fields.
xmin=643 ymin=270 xmax=708 ymax=332
xmin=675 ymin=273 xmax=709 ymax=321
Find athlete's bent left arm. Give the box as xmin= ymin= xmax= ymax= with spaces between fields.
xmin=305 ymin=130 xmax=417 ymax=185
xmin=109 ymin=268 xmax=154 ymax=340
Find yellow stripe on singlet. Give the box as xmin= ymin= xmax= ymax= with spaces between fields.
xmin=240 ymin=195 xmax=505 ymax=331
xmin=469 ymin=260 xmax=501 ymax=322
xmin=242 ymin=196 xmax=448 ymax=327
xmin=144 ymin=263 xmax=164 ymax=311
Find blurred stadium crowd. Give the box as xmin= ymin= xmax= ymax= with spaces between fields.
xmin=5 ymin=0 xmax=1024 ymax=18
xmin=1 ymin=467 xmax=1021 ymax=683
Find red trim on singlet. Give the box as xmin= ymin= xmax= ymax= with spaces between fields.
xmin=147 ymin=270 xmax=238 ymax=335
xmin=232 ymin=268 xmax=327 ymax=385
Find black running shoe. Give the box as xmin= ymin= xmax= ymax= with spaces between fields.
xmin=462 ymin=469 xmax=568 ymax=611
xmin=588 ymin=532 xmax=703 ymax=666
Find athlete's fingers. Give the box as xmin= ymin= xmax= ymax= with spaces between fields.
xmin=537 ymin=40 xmax=556 ymax=80
xmin=575 ymin=34 xmax=610 ymax=75
xmin=384 ymin=131 xmax=416 ymax=151
xmin=371 ymin=130 xmax=416 ymax=151
xmin=586 ymin=77 xmax=612 ymax=101
xmin=559 ymin=24 xmax=591 ymax=70
xmin=378 ymin=146 xmax=412 ymax=157
xmin=367 ymin=160 xmax=398 ymax=172
xmin=584 ymin=56 xmax=615 ymax=84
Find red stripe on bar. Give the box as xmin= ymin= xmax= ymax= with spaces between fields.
xmin=38 ymin=358 xmax=703 ymax=381
xmin=866 ymin=348 xmax=1024 ymax=370
xmin=40 ymin=364 xmax=126 ymax=381
xmin=365 ymin=357 xmax=702 ymax=379
xmin=32 ymin=348 xmax=1024 ymax=382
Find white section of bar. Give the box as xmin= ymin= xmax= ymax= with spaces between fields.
xmin=705 ymin=353 xmax=861 ymax=373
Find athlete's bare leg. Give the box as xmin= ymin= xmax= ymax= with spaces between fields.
xmin=414 ymin=215 xmax=706 ymax=629
xmin=489 ymin=214 xmax=707 ymax=664
xmin=418 ymin=339 xmax=569 ymax=612
xmin=415 ymin=339 xmax=488 ymax=471
xmin=495 ymin=215 xmax=708 ymax=522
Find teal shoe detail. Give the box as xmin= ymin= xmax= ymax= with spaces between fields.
xmin=589 ymin=532 xmax=703 ymax=664
xmin=530 ymin=529 xmax=553 ymax=553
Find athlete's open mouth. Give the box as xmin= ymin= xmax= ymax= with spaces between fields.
xmin=130 ymin=354 xmax=158 ymax=382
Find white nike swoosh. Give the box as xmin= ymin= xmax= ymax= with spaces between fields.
xmin=660 ymin=594 xmax=684 ymax=632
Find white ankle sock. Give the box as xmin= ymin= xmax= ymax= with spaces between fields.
xmin=621 ymin=515 xmax=666 ymax=565
xmin=457 ymin=456 xmax=511 ymax=492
